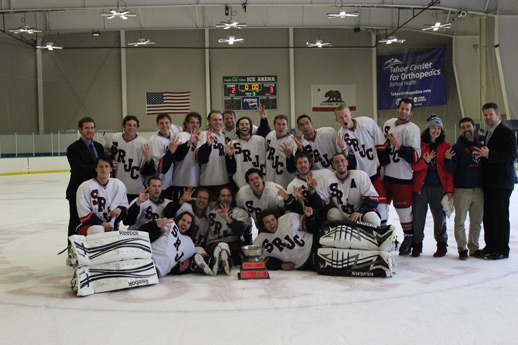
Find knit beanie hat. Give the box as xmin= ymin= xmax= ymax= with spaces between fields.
xmin=426 ymin=114 xmax=443 ymax=129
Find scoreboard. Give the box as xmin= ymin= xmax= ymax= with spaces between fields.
xmin=223 ymin=75 xmax=278 ymax=111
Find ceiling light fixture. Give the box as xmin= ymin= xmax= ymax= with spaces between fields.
xmin=36 ymin=42 xmax=63 ymax=50
xmin=128 ymin=38 xmax=156 ymax=46
xmin=422 ymin=21 xmax=452 ymax=31
xmin=379 ymin=36 xmax=406 ymax=44
xmin=218 ymin=36 xmax=244 ymax=45
xmin=101 ymin=0 xmax=136 ymax=20
xmin=216 ymin=5 xmax=247 ymax=29
xmin=306 ymin=39 xmax=332 ymax=48
xmin=9 ymin=14 xmax=41 ymax=34
xmin=327 ymin=9 xmax=359 ymax=18
xmin=327 ymin=0 xmax=358 ymax=18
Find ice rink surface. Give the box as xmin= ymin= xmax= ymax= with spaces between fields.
xmin=1 ymin=172 xmax=517 ymax=345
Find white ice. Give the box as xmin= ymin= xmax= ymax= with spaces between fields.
xmin=1 ymin=173 xmax=517 ymax=345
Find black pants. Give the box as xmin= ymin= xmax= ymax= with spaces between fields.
xmin=483 ymin=188 xmax=512 ymax=256
xmin=68 ymin=198 xmax=80 ymax=239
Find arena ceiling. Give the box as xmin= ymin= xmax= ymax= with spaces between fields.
xmin=1 ymin=0 xmax=516 ymax=39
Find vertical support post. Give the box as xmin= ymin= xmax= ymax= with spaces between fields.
xmin=120 ymin=30 xmax=128 ymax=119
xmin=289 ymin=27 xmax=295 ymax=128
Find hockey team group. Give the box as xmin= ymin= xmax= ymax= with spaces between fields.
xmin=65 ymin=99 xmax=517 ymax=296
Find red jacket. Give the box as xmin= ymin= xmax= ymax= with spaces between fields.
xmin=412 ymin=140 xmax=454 ymax=194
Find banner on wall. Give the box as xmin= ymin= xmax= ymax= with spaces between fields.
xmin=311 ymin=84 xmax=356 ymax=112
xmin=377 ymin=47 xmax=446 ymax=110
xmin=146 ymin=91 xmax=190 ymax=116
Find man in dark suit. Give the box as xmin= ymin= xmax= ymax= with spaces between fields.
xmin=474 ymin=102 xmax=517 ymax=260
xmin=66 ymin=117 xmax=104 ymax=238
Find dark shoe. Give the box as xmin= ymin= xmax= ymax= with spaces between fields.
xmin=399 ymin=235 xmax=413 ymax=256
xmin=433 ymin=242 xmax=448 ymax=257
xmin=411 ymin=242 xmax=422 ymax=257
xmin=459 ymin=250 xmax=469 ymax=260
xmin=470 ymin=250 xmax=488 ymax=259
xmin=488 ymin=252 xmax=509 ymax=260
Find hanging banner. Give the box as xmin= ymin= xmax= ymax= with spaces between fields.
xmin=311 ymin=84 xmax=356 ymax=112
xmin=377 ymin=47 xmax=447 ymax=110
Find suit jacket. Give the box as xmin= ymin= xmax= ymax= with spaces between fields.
xmin=66 ymin=139 xmax=104 ymax=200
xmin=482 ymin=122 xmax=517 ymax=191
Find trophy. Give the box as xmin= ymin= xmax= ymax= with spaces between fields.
xmin=238 ymin=245 xmax=270 ymax=280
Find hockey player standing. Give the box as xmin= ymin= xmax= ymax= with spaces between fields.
xmin=196 ymin=110 xmax=230 ymax=197
xmin=104 ymin=115 xmax=155 ymax=203
xmin=294 ymin=114 xmax=341 ymax=170
xmin=170 ymin=112 xmax=202 ymax=200
xmin=226 ymin=117 xmax=267 ymax=188
xmin=148 ymin=113 xmax=183 ymax=199
xmin=382 ymin=98 xmax=421 ymax=255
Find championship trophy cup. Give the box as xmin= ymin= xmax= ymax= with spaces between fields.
xmin=238 ymin=245 xmax=270 ymax=280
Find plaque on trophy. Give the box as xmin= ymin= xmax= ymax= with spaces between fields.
xmin=238 ymin=245 xmax=270 ymax=280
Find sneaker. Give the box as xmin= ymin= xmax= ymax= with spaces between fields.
xmin=194 ymin=253 xmax=214 ymax=275
xmin=211 ymin=246 xmax=222 ymax=275
xmin=459 ymin=250 xmax=469 ymax=260
xmin=433 ymin=242 xmax=448 ymax=257
xmin=399 ymin=235 xmax=413 ymax=256
xmin=411 ymin=242 xmax=422 ymax=257
xmin=219 ymin=250 xmax=231 ymax=276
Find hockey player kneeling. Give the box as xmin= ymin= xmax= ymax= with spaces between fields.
xmin=315 ymin=219 xmax=396 ymax=278
xmin=70 ymin=227 xmax=158 ymax=296
xmin=253 ymin=208 xmax=319 ymax=271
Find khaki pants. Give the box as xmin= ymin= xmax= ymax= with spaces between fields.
xmin=453 ymin=187 xmax=484 ymax=254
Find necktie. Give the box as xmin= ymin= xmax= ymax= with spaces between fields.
xmin=485 ymin=130 xmax=491 ymax=144
xmin=89 ymin=143 xmax=96 ymax=159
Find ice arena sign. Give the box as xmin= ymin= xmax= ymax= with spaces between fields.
xmin=377 ymin=46 xmax=446 ymax=110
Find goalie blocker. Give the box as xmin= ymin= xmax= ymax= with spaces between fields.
xmin=71 ymin=258 xmax=159 ymax=296
xmin=314 ymin=220 xmax=396 ymax=278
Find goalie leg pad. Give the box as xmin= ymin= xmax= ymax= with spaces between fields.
xmin=71 ymin=258 xmax=159 ymax=297
xmin=69 ymin=230 xmax=153 ymax=267
xmin=315 ymin=248 xmax=393 ymax=278
xmin=318 ymin=221 xmax=396 ymax=252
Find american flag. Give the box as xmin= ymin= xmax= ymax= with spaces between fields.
xmin=146 ymin=91 xmax=190 ymax=116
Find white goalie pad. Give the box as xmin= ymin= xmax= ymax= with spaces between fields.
xmin=316 ymin=248 xmax=394 ymax=278
xmin=71 ymin=258 xmax=159 ymax=297
xmin=68 ymin=230 xmax=153 ymax=267
xmin=319 ymin=221 xmax=396 ymax=252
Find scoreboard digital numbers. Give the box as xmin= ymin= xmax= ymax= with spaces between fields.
xmin=223 ymin=75 xmax=278 ymax=111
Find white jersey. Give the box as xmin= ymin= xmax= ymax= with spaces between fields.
xmin=151 ymin=221 xmax=195 ymax=278
xmin=104 ymin=133 xmax=149 ymax=195
xmin=253 ymin=213 xmax=313 ymax=269
xmin=148 ymin=126 xmax=182 ymax=190
xmin=265 ymin=132 xmax=298 ymax=188
xmin=206 ymin=206 xmax=252 ymax=245
xmin=236 ymin=181 xmax=285 ymax=223
xmin=176 ymin=203 xmax=210 ymax=248
xmin=317 ymin=170 xmax=378 ymax=218
xmin=77 ymin=178 xmax=129 ymax=226
xmin=171 ymin=131 xmax=199 ymax=187
xmin=230 ymin=135 xmax=267 ymax=188
xmin=127 ymin=198 xmax=171 ymax=230
xmin=382 ymin=119 xmax=421 ymax=181
xmin=222 ymin=125 xmax=258 ymax=142
xmin=300 ymin=127 xmax=341 ymax=170
xmin=196 ymin=130 xmax=229 ymax=186
xmin=338 ymin=117 xmax=387 ymax=178
xmin=287 ymin=169 xmax=332 ymax=202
